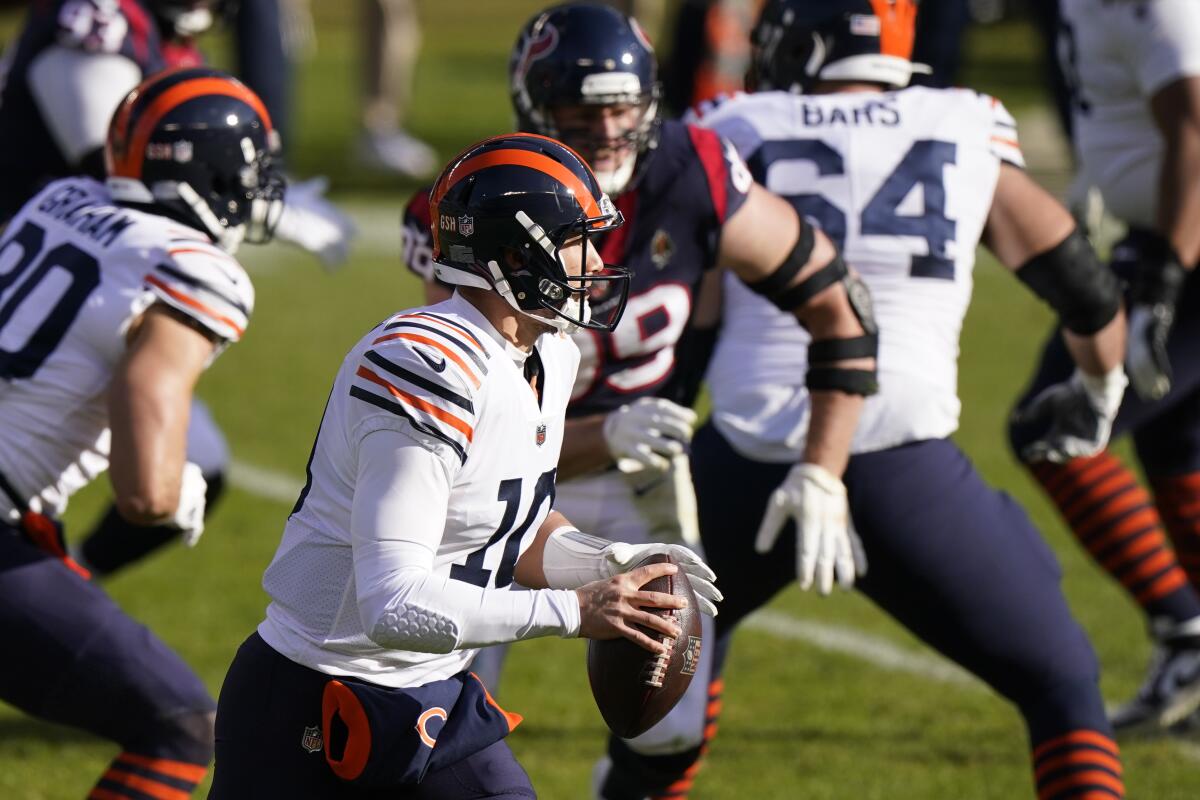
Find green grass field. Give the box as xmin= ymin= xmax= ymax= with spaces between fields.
xmin=1 ymin=2 xmax=1199 ymax=798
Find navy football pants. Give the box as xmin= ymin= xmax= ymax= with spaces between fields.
xmin=211 ymin=633 xmax=535 ymax=799
xmin=0 ymin=525 xmax=215 ymax=762
xmin=693 ymin=429 xmax=1112 ymax=746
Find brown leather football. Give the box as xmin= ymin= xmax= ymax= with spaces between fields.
xmin=586 ymin=553 xmax=705 ymax=738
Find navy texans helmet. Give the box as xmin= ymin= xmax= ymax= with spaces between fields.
xmin=510 ymin=2 xmax=660 ymax=195
xmin=430 ymin=133 xmax=631 ymax=333
xmin=750 ymin=0 xmax=921 ymax=93
xmin=106 ymin=67 xmax=285 ymax=251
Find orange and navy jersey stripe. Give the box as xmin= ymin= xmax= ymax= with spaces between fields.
xmin=349 ymin=315 xmax=490 ymax=464
xmin=979 ymin=92 xmax=1025 ymax=169
xmin=143 ymin=239 xmax=253 ymax=342
xmin=89 ymin=751 xmax=207 ymax=800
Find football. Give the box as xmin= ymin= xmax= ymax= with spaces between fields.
xmin=586 ymin=553 xmax=705 ymax=738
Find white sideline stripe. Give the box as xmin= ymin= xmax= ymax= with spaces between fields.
xmin=225 ymin=458 xmax=1200 ymax=763
xmin=744 ymin=609 xmax=980 ymax=687
xmin=228 ymin=459 xmax=304 ymax=505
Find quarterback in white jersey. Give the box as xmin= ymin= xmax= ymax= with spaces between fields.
xmin=213 ymin=134 xmax=721 ymax=799
xmin=668 ymin=3 xmax=1134 ymax=799
xmin=0 ymin=69 xmax=283 ymax=800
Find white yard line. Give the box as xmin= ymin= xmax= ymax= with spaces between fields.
xmin=226 ymin=462 xmax=1200 ymax=763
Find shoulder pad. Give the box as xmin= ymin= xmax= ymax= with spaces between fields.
xmin=348 ymin=311 xmax=494 ymax=465
xmin=144 ymin=237 xmax=254 ymax=343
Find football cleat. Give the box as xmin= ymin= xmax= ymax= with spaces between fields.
xmin=1111 ymin=617 xmax=1200 ymax=736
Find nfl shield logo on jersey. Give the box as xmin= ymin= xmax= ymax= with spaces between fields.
xmin=458 ymin=215 xmax=474 ymax=236
xmin=301 ymin=725 xmax=323 ymax=753
xmin=650 ymin=229 xmax=675 ymax=269
xmin=535 ymin=424 xmax=547 ymax=447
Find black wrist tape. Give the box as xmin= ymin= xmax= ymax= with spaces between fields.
xmin=1015 ymin=227 xmax=1121 ymax=335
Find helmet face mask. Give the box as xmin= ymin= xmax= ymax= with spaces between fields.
xmin=105 ymin=67 xmax=284 ymax=252
xmin=510 ymin=3 xmax=661 ymax=196
xmin=430 ymin=133 xmax=632 ymax=334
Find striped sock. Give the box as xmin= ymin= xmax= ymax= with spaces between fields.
xmin=88 ymin=752 xmax=207 ymax=799
xmin=1032 ymin=730 xmax=1124 ymax=800
xmin=1151 ymin=472 xmax=1200 ymax=592
xmin=1031 ymin=452 xmax=1200 ymax=622
xmin=651 ymin=677 xmax=724 ymax=800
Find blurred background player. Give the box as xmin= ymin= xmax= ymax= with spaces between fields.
xmin=1010 ymin=0 xmax=1200 ymax=735
xmin=211 ymin=133 xmax=720 ymax=798
xmin=0 ymin=67 xmax=280 ymax=799
xmin=0 ymin=0 xmax=353 ymax=577
xmin=356 ymin=0 xmax=438 ymax=177
xmin=686 ymin=2 xmax=1129 ymax=798
xmin=404 ymin=6 xmax=880 ymax=797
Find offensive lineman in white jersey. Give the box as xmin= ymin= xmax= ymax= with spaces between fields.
xmin=0 ymin=68 xmax=278 ymax=798
xmin=1005 ymin=0 xmax=1200 ymax=734
xmin=678 ymin=2 xmax=1134 ymax=798
xmin=210 ymin=134 xmax=721 ymax=799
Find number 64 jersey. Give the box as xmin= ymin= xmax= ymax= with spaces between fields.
xmin=0 ymin=177 xmax=252 ymax=521
xmin=693 ymin=87 xmax=1025 ymax=461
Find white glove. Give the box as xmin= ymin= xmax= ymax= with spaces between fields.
xmin=170 ymin=462 xmax=207 ymax=548
xmin=619 ymin=451 xmax=701 ymax=547
xmin=274 ymin=176 xmax=357 ymax=268
xmin=756 ymin=463 xmax=865 ymax=595
xmin=542 ymin=528 xmax=722 ymax=616
xmin=603 ymin=397 xmax=698 ymax=473
xmin=1014 ymin=366 xmax=1127 ymax=463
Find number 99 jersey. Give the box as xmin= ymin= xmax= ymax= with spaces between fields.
xmin=402 ymin=120 xmax=751 ymax=417
xmin=0 ymin=177 xmax=253 ymax=521
xmin=693 ymin=87 xmax=1024 ymax=461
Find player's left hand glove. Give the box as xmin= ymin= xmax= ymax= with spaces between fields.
xmin=170 ymin=462 xmax=208 ymax=547
xmin=1014 ymin=366 xmax=1127 ymax=463
xmin=1125 ymin=233 xmax=1187 ymax=401
xmin=756 ymin=462 xmax=865 ymax=595
xmin=542 ymin=528 xmax=721 ymax=616
xmin=274 ymin=176 xmax=357 ymax=268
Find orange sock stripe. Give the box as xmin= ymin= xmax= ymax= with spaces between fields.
xmin=1063 ymin=474 xmax=1140 ymax=524
xmin=1134 ymin=567 xmax=1189 ymax=604
xmin=101 ymin=768 xmax=191 ymax=800
xmin=88 ymin=789 xmax=130 ymax=800
xmin=708 ymin=678 xmax=724 ymax=695
xmin=1046 ymin=461 xmax=1123 ymax=509
xmin=1083 ymin=507 xmax=1160 ymax=552
xmin=115 ymin=753 xmax=207 ymax=784
xmin=1036 ymin=454 xmax=1116 ymax=499
xmin=1037 ymin=769 xmax=1125 ymax=800
xmin=1117 ymin=548 xmax=1178 ymax=586
xmin=706 ymin=698 xmax=723 ymax=718
xmin=1034 ymin=750 xmax=1124 ymax=781
xmin=1032 ymin=730 xmax=1119 ymax=761
xmin=1098 ymin=528 xmax=1169 ymax=570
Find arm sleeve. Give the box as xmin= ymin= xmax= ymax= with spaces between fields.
xmin=27 ymin=46 xmax=141 ymax=166
xmin=351 ymin=428 xmax=580 ymax=654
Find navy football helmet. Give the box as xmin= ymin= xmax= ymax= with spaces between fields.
xmin=105 ymin=67 xmax=285 ymax=251
xmin=510 ymin=3 xmax=660 ymax=195
xmin=430 ymin=133 xmax=631 ymax=333
xmin=750 ymin=0 xmax=921 ymax=93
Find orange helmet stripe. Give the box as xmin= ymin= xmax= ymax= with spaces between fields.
xmin=115 ymin=76 xmax=272 ymax=179
xmin=432 ymin=147 xmax=602 ymax=220
xmin=870 ymin=0 xmax=919 ymax=60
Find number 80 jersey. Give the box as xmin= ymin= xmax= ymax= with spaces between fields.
xmin=0 ymin=177 xmax=253 ymax=520
xmin=694 ymin=87 xmax=1024 ymax=460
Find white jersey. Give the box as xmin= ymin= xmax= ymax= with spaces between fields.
xmin=1060 ymin=0 xmax=1200 ymax=229
xmin=0 ymin=177 xmax=252 ymax=520
xmin=695 ymin=87 xmax=1023 ymax=461
xmin=258 ymin=293 xmax=580 ymax=687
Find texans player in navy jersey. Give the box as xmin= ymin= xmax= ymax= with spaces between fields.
xmin=403 ymin=5 xmax=881 ymax=798
xmin=0 ymin=0 xmax=354 ymax=584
